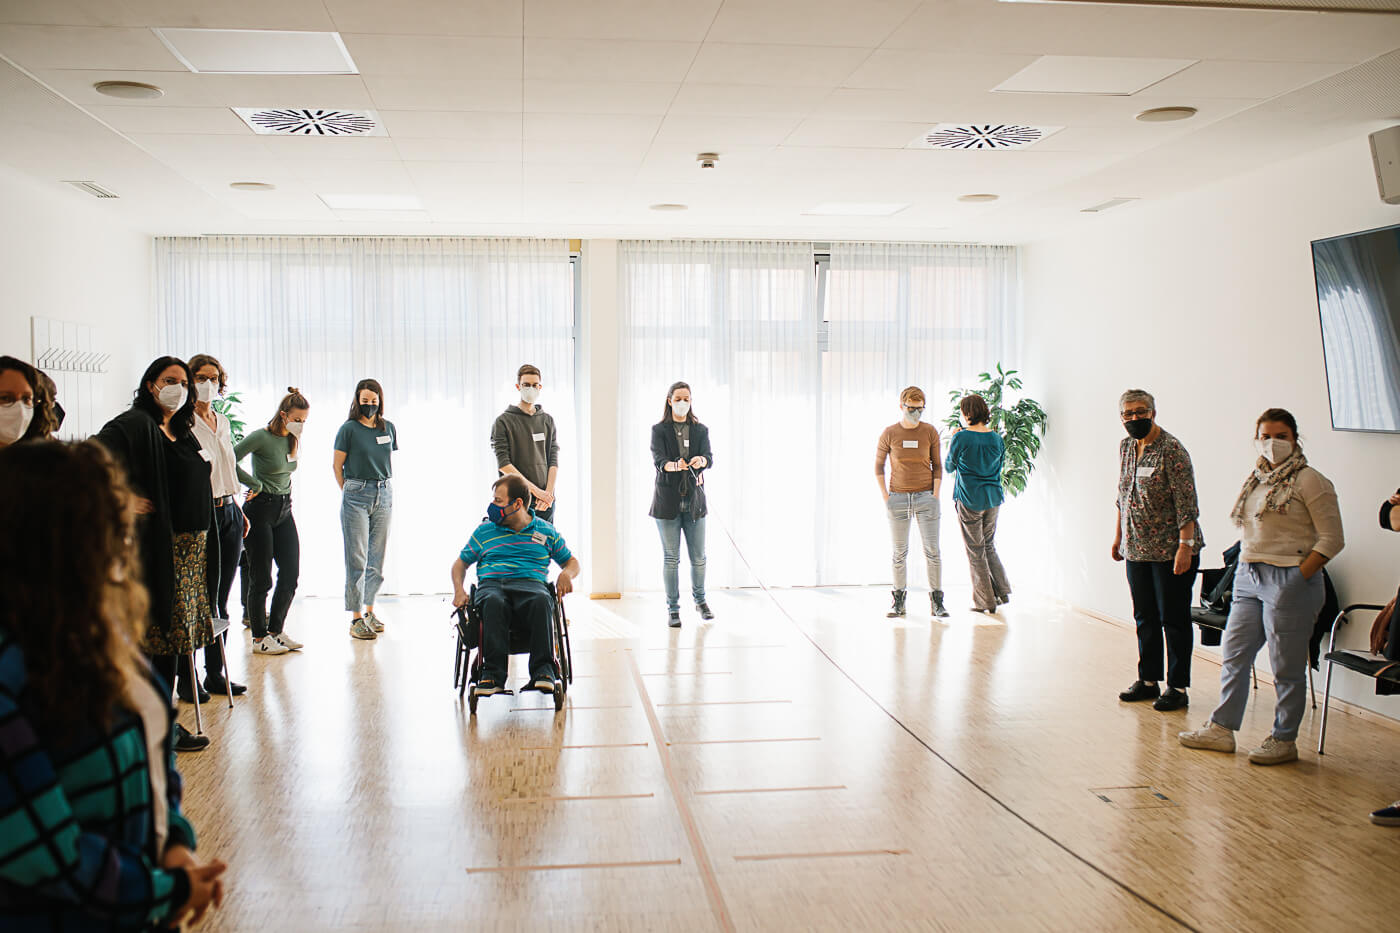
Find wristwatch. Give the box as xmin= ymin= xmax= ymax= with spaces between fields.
xmin=1178 ymin=538 xmax=1196 ymax=547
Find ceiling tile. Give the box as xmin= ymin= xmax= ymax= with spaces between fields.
xmin=1140 ymin=59 xmax=1354 ymax=100
xmin=522 ymin=137 xmax=647 ymax=164
xmin=153 ymin=28 xmax=357 ymax=75
xmin=684 ymin=43 xmax=870 ymax=87
xmin=406 ymin=159 xmax=524 ymax=189
xmin=524 ymin=80 xmax=677 ymax=114
xmin=524 ymin=0 xmax=722 ymax=41
xmin=807 ymin=88 xmax=940 ymax=123
xmin=378 ymin=109 xmax=522 ymax=139
xmin=523 ymin=112 xmax=661 ymax=142
xmin=0 ymin=25 xmax=185 ymax=71
xmin=341 ymin=35 xmax=522 ymax=78
xmin=259 ymin=135 xmax=401 ymax=160
xmin=668 ymin=84 xmax=830 ymax=115
xmin=782 ymin=118 xmax=930 ymax=148
xmin=87 ymin=105 xmax=252 ymax=134
xmin=126 ymin=131 xmax=274 ymax=162
xmin=294 ymin=159 xmax=415 ymax=188
xmin=845 ymin=50 xmax=1037 ymax=93
xmin=122 ymin=0 xmax=337 ymax=30
xmin=652 ymin=113 xmax=802 ymax=147
xmin=524 ymin=161 xmax=638 ymax=184
xmin=524 ymin=38 xmax=697 ymax=83
xmin=362 ymin=76 xmax=521 ymax=111
xmin=994 ymin=57 xmax=1197 ymax=96
xmin=707 ymin=0 xmax=921 ymax=47
xmin=34 ymin=68 xmax=375 ymax=108
xmin=177 ymin=160 xmax=306 ymax=189
xmin=323 ymin=0 xmax=523 ymax=36
xmin=393 ymin=136 xmax=522 ymax=162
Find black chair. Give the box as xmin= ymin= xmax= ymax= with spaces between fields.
xmin=452 ymin=581 xmax=572 ymax=715
xmin=1317 ymin=603 xmax=1397 ymax=755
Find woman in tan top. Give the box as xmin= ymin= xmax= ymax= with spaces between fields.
xmin=876 ymin=386 xmax=947 ymax=619
xmin=1180 ymin=408 xmax=1344 ymax=766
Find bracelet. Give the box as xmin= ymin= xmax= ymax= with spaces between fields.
xmin=1178 ymin=538 xmax=1195 ymax=547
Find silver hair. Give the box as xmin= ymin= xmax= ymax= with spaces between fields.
xmin=1119 ymin=389 xmax=1155 ymax=412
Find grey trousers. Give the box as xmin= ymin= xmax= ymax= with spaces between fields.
xmin=886 ymin=490 xmax=941 ymax=591
xmin=955 ymin=500 xmax=1010 ymax=611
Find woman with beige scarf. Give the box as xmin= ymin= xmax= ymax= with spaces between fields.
xmin=1180 ymin=408 xmax=1345 ymax=766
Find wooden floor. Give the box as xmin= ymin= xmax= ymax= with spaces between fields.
xmin=177 ymin=586 xmax=1399 ymax=932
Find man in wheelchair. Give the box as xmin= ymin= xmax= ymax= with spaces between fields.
xmin=450 ymin=475 xmax=580 ymax=700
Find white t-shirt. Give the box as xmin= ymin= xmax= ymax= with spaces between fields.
xmin=191 ymin=409 xmax=240 ymax=500
xmin=126 ymin=671 xmax=171 ymax=855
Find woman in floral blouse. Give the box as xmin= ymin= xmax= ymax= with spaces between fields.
xmin=1112 ymin=389 xmax=1203 ymax=712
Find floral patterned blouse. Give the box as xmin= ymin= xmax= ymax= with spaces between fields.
xmin=1117 ymin=428 xmax=1204 ymax=562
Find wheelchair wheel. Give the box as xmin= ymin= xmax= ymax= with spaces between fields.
xmin=468 ymin=691 xmax=478 ymax=715
xmin=555 ymin=593 xmax=573 ymax=686
xmin=452 ymin=632 xmax=464 ymax=691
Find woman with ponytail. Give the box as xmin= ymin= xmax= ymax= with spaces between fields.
xmin=233 ymin=388 xmax=310 ymax=656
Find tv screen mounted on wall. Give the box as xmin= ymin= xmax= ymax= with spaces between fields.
xmin=1312 ymin=222 xmax=1400 ymax=433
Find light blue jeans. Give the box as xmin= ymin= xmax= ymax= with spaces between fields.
xmin=1210 ymin=561 xmax=1323 ymax=742
xmin=656 ymin=512 xmax=707 ymax=612
xmin=886 ymin=491 xmax=942 ymax=591
xmin=341 ymin=478 xmax=392 ymax=613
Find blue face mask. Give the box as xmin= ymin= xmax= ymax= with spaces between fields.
xmin=487 ymin=500 xmax=522 ymax=524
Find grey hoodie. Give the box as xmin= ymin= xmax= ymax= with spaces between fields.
xmin=490 ymin=404 xmax=558 ymax=489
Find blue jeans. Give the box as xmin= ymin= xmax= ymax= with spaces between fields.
xmin=341 ymin=478 xmax=392 ymax=613
xmin=1210 ymin=561 xmax=1323 ymax=742
xmin=656 ymin=512 xmax=707 ymax=612
xmin=885 ymin=491 xmax=941 ymax=591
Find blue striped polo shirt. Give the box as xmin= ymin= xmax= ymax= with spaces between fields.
xmin=458 ymin=517 xmax=573 ymax=583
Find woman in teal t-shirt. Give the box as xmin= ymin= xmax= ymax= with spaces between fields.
xmin=943 ymin=393 xmax=1011 ymax=614
xmin=333 ymin=378 xmax=398 ymax=641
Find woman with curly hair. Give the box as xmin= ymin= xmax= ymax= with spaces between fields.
xmin=0 ymin=440 xmax=227 ymax=930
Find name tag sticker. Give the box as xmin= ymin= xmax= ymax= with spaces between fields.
xmin=377 ymin=435 xmax=391 ymax=445
xmin=1136 ymin=466 xmax=1154 ymax=478
xmin=533 ymin=432 xmax=546 ymax=442
xmin=683 ymin=439 xmax=690 ymax=447
xmin=198 ymin=449 xmax=211 ymax=462
xmin=531 ymin=532 xmax=547 ymax=545
xmin=902 ymin=440 xmax=920 ymax=449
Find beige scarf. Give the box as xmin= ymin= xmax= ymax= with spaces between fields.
xmin=1230 ymin=448 xmax=1307 ymax=527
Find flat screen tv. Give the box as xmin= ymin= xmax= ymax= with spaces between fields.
xmin=1312 ymin=222 xmax=1400 ymax=433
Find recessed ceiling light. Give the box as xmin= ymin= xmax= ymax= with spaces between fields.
xmin=154 ymin=28 xmax=358 ymax=75
xmin=1136 ymin=106 xmax=1198 ymax=123
xmin=229 ymin=182 xmax=277 ymax=192
xmin=958 ymin=194 xmax=1000 ymax=203
xmin=650 ymin=203 xmax=688 ymax=212
xmin=93 ymin=80 xmax=164 ymax=100
xmin=234 ymin=108 xmax=384 ymax=136
xmin=320 ymin=193 xmax=422 ymax=211
xmin=803 ymin=202 xmax=910 ymax=217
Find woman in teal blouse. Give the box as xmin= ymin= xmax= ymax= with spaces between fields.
xmin=943 ymin=394 xmax=1011 ymax=613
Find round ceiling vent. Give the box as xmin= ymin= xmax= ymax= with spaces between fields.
xmin=234 ymin=108 xmax=381 ymax=136
xmin=920 ymin=124 xmax=1053 ymax=150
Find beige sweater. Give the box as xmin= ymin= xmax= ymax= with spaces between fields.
xmin=1239 ymin=466 xmax=1345 ymax=566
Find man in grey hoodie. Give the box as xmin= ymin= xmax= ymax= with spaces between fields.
xmin=490 ymin=364 xmax=559 ymax=524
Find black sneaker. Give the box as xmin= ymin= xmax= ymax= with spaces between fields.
xmin=1153 ymin=688 xmax=1188 ymax=711
xmin=1119 ymin=680 xmax=1161 ymax=702
xmin=176 ymin=679 xmax=211 ymax=705
xmin=532 ymin=671 xmax=557 ymax=692
xmin=996 ymin=593 xmax=1011 ymax=605
xmin=174 ymin=723 xmax=209 ymax=752
xmin=668 ymin=611 xmax=682 ymax=628
xmin=472 ymin=678 xmax=505 ymax=699
xmin=696 ymin=602 xmax=715 ymax=621
xmin=204 ymin=674 xmax=247 ymax=697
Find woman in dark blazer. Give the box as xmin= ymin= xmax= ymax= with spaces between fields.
xmin=649 ymin=381 xmax=714 ymax=628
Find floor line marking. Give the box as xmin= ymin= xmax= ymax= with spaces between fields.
xmin=510 ymin=705 xmax=633 ymax=712
xmin=669 ymin=737 xmax=821 ymax=746
xmin=694 ymin=785 xmax=846 ymax=796
xmin=500 ymin=793 xmax=655 ymax=804
xmin=627 ymin=651 xmax=736 ymax=933
xmin=640 ymin=671 xmax=733 ymax=676
xmin=733 ymin=849 xmax=909 ymax=862
xmin=646 ymin=645 xmax=788 ymax=651
xmin=465 ymin=858 xmax=681 ymax=874
xmin=655 ymin=700 xmax=791 ymax=707
xmin=520 ymin=742 xmax=649 ymax=750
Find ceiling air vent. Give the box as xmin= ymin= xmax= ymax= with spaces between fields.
xmin=63 ymin=181 xmax=118 ymax=199
xmin=911 ymin=123 xmax=1061 ymax=150
xmin=232 ymin=108 xmax=385 ymax=136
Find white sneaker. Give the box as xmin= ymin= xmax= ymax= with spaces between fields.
xmin=366 ymin=610 xmax=385 ymax=633
xmin=252 ymin=636 xmax=290 ymax=656
xmin=1248 ymin=735 xmax=1298 ymax=766
xmin=1178 ymin=720 xmax=1235 ymax=752
xmin=274 ymin=631 xmax=304 ymax=651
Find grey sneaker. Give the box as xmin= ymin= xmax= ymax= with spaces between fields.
xmin=366 ymin=610 xmax=385 ymax=633
xmin=1248 ymin=735 xmax=1298 ymax=766
xmin=1178 ymin=720 xmax=1235 ymax=752
xmin=350 ymin=618 xmax=377 ymax=640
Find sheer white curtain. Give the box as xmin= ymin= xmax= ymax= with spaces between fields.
xmin=617 ymin=240 xmax=819 ymax=590
xmin=154 ymin=236 xmax=577 ymax=598
xmin=821 ymin=242 xmax=1019 ymax=586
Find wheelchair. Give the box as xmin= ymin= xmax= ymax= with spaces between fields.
xmin=452 ymin=580 xmax=573 ymax=714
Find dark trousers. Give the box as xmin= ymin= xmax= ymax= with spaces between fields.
xmin=245 ymin=493 xmax=300 ymax=638
xmin=475 ymin=578 xmax=554 ymax=682
xmin=209 ymin=499 xmax=244 ymax=622
xmin=534 ymin=504 xmax=555 ymax=525
xmin=1126 ymin=556 xmax=1199 ymax=688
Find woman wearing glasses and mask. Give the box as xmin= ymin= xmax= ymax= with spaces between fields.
xmin=650 ymin=381 xmax=714 ymax=629
xmin=876 ymin=386 xmax=947 ymax=620
xmin=1112 ymin=389 xmax=1203 ymax=713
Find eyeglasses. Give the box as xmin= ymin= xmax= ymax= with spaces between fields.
xmin=1120 ymin=408 xmax=1152 ymax=421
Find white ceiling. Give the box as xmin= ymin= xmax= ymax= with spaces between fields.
xmin=0 ymin=0 xmax=1398 ymax=242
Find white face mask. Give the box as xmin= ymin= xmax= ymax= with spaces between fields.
xmin=195 ymin=380 xmax=218 ymax=403
xmin=0 ymin=401 xmax=33 ymax=444
xmin=286 ymin=420 xmax=305 ymax=437
xmin=904 ymin=407 xmax=924 ymax=423
xmin=672 ymin=400 xmax=690 ymax=418
xmin=1257 ymin=437 xmax=1293 ymax=464
xmin=520 ymin=386 xmax=541 ymax=404
xmin=157 ymin=384 xmax=186 ymax=412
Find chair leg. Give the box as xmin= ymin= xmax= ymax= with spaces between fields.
xmin=1308 ymin=664 xmax=1316 ymax=710
xmin=189 ymin=650 xmax=205 ymax=735
xmin=1251 ymin=665 xmax=1258 ymax=691
xmin=1318 ymin=661 xmax=1336 ymax=755
xmin=220 ymin=630 xmax=234 ymax=710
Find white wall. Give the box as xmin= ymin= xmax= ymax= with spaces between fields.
xmin=1022 ymin=136 xmax=1400 ymax=719
xmin=0 ymin=164 xmax=151 ymax=428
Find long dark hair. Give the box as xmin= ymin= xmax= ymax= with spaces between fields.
xmin=0 ymin=440 xmax=149 ymax=731
xmin=0 ymin=355 xmax=57 ymax=441
xmin=133 ymin=356 xmax=195 ymax=437
xmin=661 ymin=381 xmax=697 ymax=425
xmin=348 ymin=378 xmax=385 ymax=428
xmin=269 ymin=387 xmax=310 ymax=458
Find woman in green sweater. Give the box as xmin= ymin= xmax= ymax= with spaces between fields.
xmin=234 ymin=388 xmax=310 ymax=656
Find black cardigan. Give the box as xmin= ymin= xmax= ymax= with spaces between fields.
xmin=649 ymin=420 xmax=713 ymax=519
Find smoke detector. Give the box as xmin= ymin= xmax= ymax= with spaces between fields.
xmin=910 ymin=124 xmax=1061 ymax=150
xmin=697 ymin=152 xmax=719 ymax=169
xmin=232 ymin=108 xmax=385 ymax=136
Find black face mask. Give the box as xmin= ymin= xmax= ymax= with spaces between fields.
xmin=359 ymin=403 xmax=379 ymax=419
xmin=1124 ymin=418 xmax=1153 ymax=440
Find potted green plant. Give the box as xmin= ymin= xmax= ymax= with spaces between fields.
xmin=211 ymin=391 xmax=248 ymax=444
xmin=944 ymin=364 xmax=1048 ymax=497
